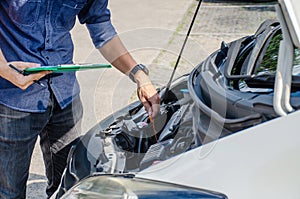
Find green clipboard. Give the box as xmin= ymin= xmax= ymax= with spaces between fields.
xmin=24 ymin=63 xmax=111 ymax=74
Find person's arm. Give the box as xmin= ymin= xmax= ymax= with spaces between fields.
xmin=78 ymin=0 xmax=160 ymax=116
xmin=98 ymin=36 xmax=160 ymax=117
xmin=0 ymin=49 xmax=50 ymax=90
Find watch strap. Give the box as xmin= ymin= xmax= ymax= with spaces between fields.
xmin=129 ymin=64 xmax=149 ymax=83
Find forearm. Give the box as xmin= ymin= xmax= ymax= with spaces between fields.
xmin=0 ymin=48 xmax=10 ymax=78
xmin=99 ymin=35 xmax=160 ymax=116
xmin=98 ymin=35 xmax=152 ymax=86
xmin=98 ymin=35 xmax=136 ymax=74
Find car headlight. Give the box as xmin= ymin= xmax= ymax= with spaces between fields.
xmin=61 ymin=174 xmax=227 ymax=199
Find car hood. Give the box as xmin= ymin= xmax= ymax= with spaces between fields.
xmin=278 ymin=0 xmax=300 ymax=48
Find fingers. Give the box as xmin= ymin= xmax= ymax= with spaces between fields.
xmin=19 ymin=70 xmax=50 ymax=90
xmin=30 ymin=70 xmax=51 ymax=80
xmin=138 ymin=84 xmax=161 ymax=117
xmin=6 ymin=61 xmax=51 ymax=90
xmin=140 ymin=94 xmax=160 ymax=116
xmin=147 ymin=93 xmax=160 ymax=116
xmin=141 ymin=99 xmax=151 ymax=115
xmin=9 ymin=61 xmax=40 ymax=70
xmin=152 ymin=101 xmax=160 ymax=116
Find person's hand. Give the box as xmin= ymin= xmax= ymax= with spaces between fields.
xmin=0 ymin=61 xmax=51 ymax=90
xmin=133 ymin=69 xmax=160 ymax=117
xmin=137 ymin=83 xmax=160 ymax=117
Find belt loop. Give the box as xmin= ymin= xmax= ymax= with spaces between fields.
xmin=47 ymin=74 xmax=54 ymax=108
xmin=47 ymin=74 xmax=52 ymax=85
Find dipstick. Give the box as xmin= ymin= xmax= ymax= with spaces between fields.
xmin=149 ymin=115 xmax=158 ymax=143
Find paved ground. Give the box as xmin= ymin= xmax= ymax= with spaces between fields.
xmin=27 ymin=0 xmax=277 ymax=198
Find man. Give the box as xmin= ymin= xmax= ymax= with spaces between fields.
xmin=0 ymin=0 xmax=160 ymax=198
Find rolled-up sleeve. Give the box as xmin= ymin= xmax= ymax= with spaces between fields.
xmin=78 ymin=0 xmax=117 ymax=48
xmin=86 ymin=21 xmax=117 ymax=48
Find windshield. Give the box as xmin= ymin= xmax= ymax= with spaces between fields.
xmin=255 ymin=31 xmax=300 ymax=76
xmin=226 ymin=27 xmax=300 ymax=93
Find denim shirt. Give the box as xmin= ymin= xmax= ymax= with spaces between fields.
xmin=0 ymin=0 xmax=117 ymax=112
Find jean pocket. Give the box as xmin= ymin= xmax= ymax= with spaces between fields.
xmin=8 ymin=0 xmax=41 ymax=27
xmin=55 ymin=1 xmax=86 ymax=31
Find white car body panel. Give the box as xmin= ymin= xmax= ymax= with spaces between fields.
xmin=279 ymin=0 xmax=300 ymax=47
xmin=137 ymin=110 xmax=300 ymax=199
xmin=57 ymin=1 xmax=300 ymax=198
xmin=137 ymin=1 xmax=300 ymax=198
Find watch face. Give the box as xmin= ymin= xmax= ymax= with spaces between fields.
xmin=140 ymin=64 xmax=149 ymax=75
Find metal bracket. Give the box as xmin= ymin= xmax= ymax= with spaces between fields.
xmin=274 ymin=5 xmax=295 ymax=116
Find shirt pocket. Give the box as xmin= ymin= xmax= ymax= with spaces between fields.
xmin=54 ymin=0 xmax=87 ymax=31
xmin=8 ymin=0 xmax=41 ymax=27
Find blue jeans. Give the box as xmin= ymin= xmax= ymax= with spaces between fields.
xmin=0 ymin=94 xmax=83 ymax=199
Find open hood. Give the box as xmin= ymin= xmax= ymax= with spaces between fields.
xmin=278 ymin=0 xmax=300 ymax=48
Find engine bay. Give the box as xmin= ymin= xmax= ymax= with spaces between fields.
xmin=94 ymin=76 xmax=196 ymax=173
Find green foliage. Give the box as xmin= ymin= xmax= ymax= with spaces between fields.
xmin=257 ymin=33 xmax=282 ymax=74
xmin=294 ymin=48 xmax=300 ymax=65
xmin=257 ymin=32 xmax=300 ymax=74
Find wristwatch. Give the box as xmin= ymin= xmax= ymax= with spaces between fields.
xmin=129 ymin=64 xmax=149 ymax=83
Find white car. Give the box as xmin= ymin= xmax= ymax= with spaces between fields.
xmin=56 ymin=0 xmax=300 ymax=198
